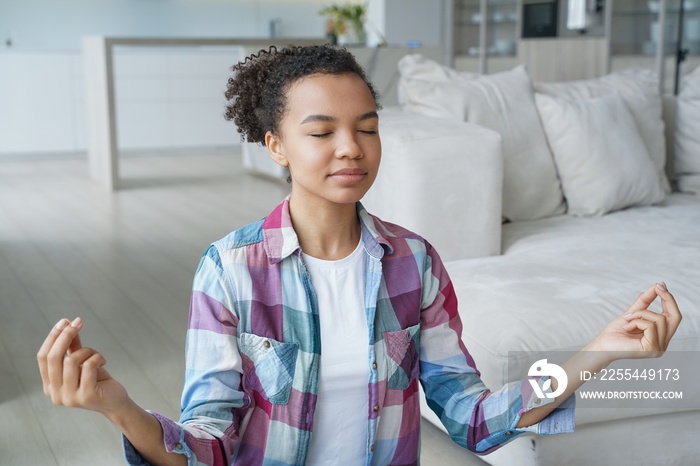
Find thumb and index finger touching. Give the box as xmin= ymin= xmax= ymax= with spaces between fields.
xmin=629 ymin=282 xmax=680 ymax=315
xmin=626 ymin=282 xmax=683 ymax=342
xmin=37 ymin=317 xmax=84 ymax=363
xmin=37 ymin=317 xmax=85 ymax=394
xmin=628 ymin=283 xmax=664 ymax=312
xmin=66 ymin=318 xmax=84 ymax=354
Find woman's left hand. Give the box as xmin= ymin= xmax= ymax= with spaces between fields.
xmin=593 ymin=282 xmax=682 ymax=359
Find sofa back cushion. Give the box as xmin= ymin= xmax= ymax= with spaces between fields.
xmin=534 ymin=69 xmax=671 ymax=194
xmin=535 ymin=92 xmax=665 ymax=216
xmin=675 ymin=65 xmax=700 ymax=194
xmin=398 ymin=54 xmax=565 ymax=222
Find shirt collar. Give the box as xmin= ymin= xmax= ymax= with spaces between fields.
xmin=262 ymin=196 xmax=394 ymax=264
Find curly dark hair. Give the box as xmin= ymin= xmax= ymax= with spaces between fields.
xmin=224 ymin=44 xmax=380 ymax=145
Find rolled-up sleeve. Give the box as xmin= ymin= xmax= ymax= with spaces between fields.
xmin=123 ymin=245 xmax=248 ymax=465
xmin=418 ymin=243 xmax=575 ymax=454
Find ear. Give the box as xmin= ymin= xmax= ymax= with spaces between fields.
xmin=265 ymin=131 xmax=289 ymax=167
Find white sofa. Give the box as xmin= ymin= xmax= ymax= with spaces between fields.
xmin=362 ymin=57 xmax=700 ymax=466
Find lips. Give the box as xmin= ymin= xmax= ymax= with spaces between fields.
xmin=328 ymin=167 xmax=368 ymax=184
xmin=330 ymin=168 xmax=367 ymax=176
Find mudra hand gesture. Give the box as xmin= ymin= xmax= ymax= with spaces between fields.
xmin=593 ymin=282 xmax=682 ymax=358
xmin=37 ymin=317 xmax=129 ymax=415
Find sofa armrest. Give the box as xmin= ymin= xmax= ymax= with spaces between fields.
xmin=242 ymin=141 xmax=287 ymax=181
xmin=363 ymin=108 xmax=503 ymax=261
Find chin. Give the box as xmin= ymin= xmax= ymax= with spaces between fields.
xmin=330 ymin=189 xmax=369 ymax=206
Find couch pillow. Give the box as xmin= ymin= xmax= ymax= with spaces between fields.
xmin=534 ymin=69 xmax=671 ymax=193
xmin=675 ymin=66 xmax=700 ymax=194
xmin=535 ymin=92 xmax=665 ymax=216
xmin=396 ymin=53 xmax=478 ymax=87
xmin=398 ymin=54 xmax=565 ymax=222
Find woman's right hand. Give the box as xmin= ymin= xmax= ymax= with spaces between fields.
xmin=37 ymin=317 xmax=128 ymax=416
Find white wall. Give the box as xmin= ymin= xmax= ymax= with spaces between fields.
xmin=367 ymin=0 xmax=452 ymax=63
xmin=366 ymin=0 xmax=386 ymax=47
xmin=1 ymin=0 xmax=329 ymax=51
xmin=0 ymin=51 xmax=84 ymax=154
xmin=383 ymin=0 xmax=445 ymax=48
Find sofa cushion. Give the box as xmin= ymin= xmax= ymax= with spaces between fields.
xmin=444 ymin=193 xmax=700 ymax=425
xmin=675 ymin=65 xmax=700 ymax=194
xmin=398 ymin=54 xmax=565 ymax=222
xmin=535 ymin=92 xmax=665 ymax=216
xmin=534 ymin=69 xmax=671 ymax=194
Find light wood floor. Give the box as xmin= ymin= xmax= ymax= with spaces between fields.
xmin=0 ymin=150 xmax=487 ymax=465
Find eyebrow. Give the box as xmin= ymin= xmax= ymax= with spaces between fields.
xmin=300 ymin=111 xmax=379 ymax=125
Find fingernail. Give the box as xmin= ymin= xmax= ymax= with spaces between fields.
xmin=623 ymin=312 xmax=633 ymax=319
xmin=55 ymin=319 xmax=69 ymax=330
xmin=70 ymin=317 xmax=82 ymax=328
xmin=656 ymin=282 xmax=667 ymax=291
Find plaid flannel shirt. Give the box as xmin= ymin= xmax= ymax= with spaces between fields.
xmin=124 ymin=197 xmax=574 ymax=466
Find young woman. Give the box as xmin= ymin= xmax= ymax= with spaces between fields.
xmin=37 ymin=45 xmax=682 ymax=466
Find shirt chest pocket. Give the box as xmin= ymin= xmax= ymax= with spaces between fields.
xmin=383 ymin=323 xmax=420 ymax=390
xmin=238 ymin=333 xmax=299 ymax=405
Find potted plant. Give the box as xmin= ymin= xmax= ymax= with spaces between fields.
xmin=319 ymin=2 xmax=367 ymax=46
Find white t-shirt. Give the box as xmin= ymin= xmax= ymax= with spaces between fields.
xmin=302 ymin=239 xmax=369 ymax=465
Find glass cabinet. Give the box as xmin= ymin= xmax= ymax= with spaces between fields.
xmin=453 ymin=0 xmax=519 ymax=73
xmin=449 ymin=0 xmax=700 ymax=90
xmin=610 ymin=0 xmax=700 ymax=94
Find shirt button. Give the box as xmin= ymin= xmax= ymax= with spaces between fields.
xmin=534 ymin=398 xmax=541 ymax=405
xmin=372 ymin=362 xmax=377 ymax=370
xmin=373 ymin=405 xmax=379 ymax=412
xmin=370 ymin=444 xmax=376 ymax=452
xmin=175 ymin=442 xmax=184 ymax=450
xmin=263 ymin=340 xmax=271 ymax=348
xmin=505 ymin=431 xmax=513 ymax=436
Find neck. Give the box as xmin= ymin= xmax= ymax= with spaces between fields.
xmin=289 ymin=195 xmax=361 ymax=261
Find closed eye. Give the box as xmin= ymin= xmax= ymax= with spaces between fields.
xmin=359 ymin=130 xmax=377 ymax=135
xmin=311 ymin=132 xmax=332 ymax=138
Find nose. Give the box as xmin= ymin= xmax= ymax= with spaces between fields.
xmin=335 ymin=130 xmax=364 ymax=159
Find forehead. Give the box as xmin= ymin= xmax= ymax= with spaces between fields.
xmin=284 ymin=73 xmax=376 ymax=117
